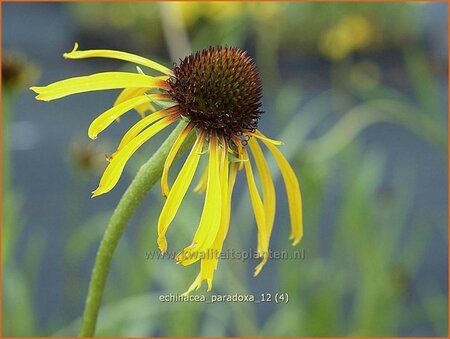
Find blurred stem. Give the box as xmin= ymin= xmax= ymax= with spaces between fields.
xmin=159 ymin=2 xmax=192 ymax=61
xmin=304 ymin=99 xmax=447 ymax=162
xmin=224 ymin=266 xmax=259 ymax=335
xmin=403 ymin=46 xmax=441 ymax=119
xmin=255 ymin=15 xmax=282 ymax=89
xmin=2 ymin=90 xmax=18 ymax=266
xmin=79 ymin=120 xmax=194 ymax=337
xmin=2 ymin=90 xmax=13 ymax=195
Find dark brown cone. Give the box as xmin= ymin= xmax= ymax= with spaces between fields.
xmin=167 ymin=46 xmax=263 ymax=140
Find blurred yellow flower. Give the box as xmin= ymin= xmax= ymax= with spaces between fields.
xmin=179 ymin=2 xmax=243 ymax=25
xmin=319 ymin=14 xmax=377 ymax=60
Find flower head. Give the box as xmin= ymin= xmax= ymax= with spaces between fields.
xmin=31 ymin=44 xmax=303 ymax=293
xmin=168 ymin=47 xmax=262 ymax=140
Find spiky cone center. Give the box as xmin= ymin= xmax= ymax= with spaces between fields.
xmin=168 ymin=46 xmax=263 ymax=141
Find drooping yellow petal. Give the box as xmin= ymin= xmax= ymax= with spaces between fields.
xmin=243 ymin=148 xmax=267 ymax=254
xmin=115 ymin=106 xmax=180 ymax=153
xmin=88 ymin=95 xmax=148 ymax=139
xmin=157 ymin=133 xmax=205 ymax=253
xmin=215 ymin=140 xmax=232 ymax=249
xmin=91 ymin=115 xmax=176 ymax=197
xmin=30 ymin=72 xmax=168 ymax=101
xmin=114 ymin=88 xmax=145 ymax=106
xmin=254 ymin=254 xmax=269 ymax=277
xmin=182 ymin=273 xmax=203 ymax=296
xmin=135 ymin=101 xmax=153 ymax=118
xmin=232 ymin=136 xmax=246 ymax=171
xmin=197 ymin=250 xmax=218 ymax=291
xmin=64 ymin=42 xmax=174 ymax=76
xmin=211 ymin=147 xmax=232 ymax=245
xmin=193 ymin=166 xmax=208 ymax=193
xmin=114 ymin=89 xmax=172 ymax=118
xmin=261 ymin=140 xmax=303 ymax=245
xmin=248 ymin=137 xmax=276 ymax=241
xmin=228 ymin=163 xmax=239 ymax=212
xmin=202 ymin=152 xmax=238 ymax=290
xmin=253 ymin=130 xmax=284 ymax=146
xmin=161 ymin=123 xmax=194 ymax=197
xmin=176 ymin=134 xmax=222 ymax=266
xmin=198 ymin=144 xmax=230 ymax=289
xmin=114 ymin=88 xmax=146 ymax=121
xmin=183 ymin=160 xmax=239 ymax=294
xmin=242 ymin=148 xmax=268 ymax=276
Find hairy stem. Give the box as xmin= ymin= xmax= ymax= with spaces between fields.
xmin=79 ymin=120 xmax=194 ymax=337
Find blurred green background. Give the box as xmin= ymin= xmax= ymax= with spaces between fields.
xmin=2 ymin=2 xmax=448 ymax=337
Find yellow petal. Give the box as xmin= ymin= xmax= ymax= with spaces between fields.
xmin=157 ymin=133 xmax=205 ymax=253
xmin=232 ymin=136 xmax=246 ymax=171
xmin=135 ymin=102 xmax=152 ymax=118
xmin=193 ymin=165 xmax=208 ymax=193
xmin=114 ymin=89 xmax=172 ymax=118
xmin=115 ymin=106 xmax=180 ymax=152
xmin=113 ymin=88 xmax=146 ymax=122
xmin=176 ymin=134 xmax=222 ymax=266
xmin=184 ymin=158 xmax=239 ymax=294
xmin=64 ymin=42 xmax=174 ymax=76
xmin=201 ymin=259 xmax=216 ymax=291
xmin=199 ymin=145 xmax=231 ymax=279
xmin=253 ymin=130 xmax=284 ymax=146
xmin=88 ymin=95 xmax=149 ymax=139
xmin=221 ymin=161 xmax=238 ymax=249
xmin=262 ymin=140 xmax=303 ymax=245
xmin=248 ymin=137 xmax=276 ymax=240
xmin=218 ymin=160 xmax=239 ymax=246
xmin=198 ymin=161 xmax=237 ymax=291
xmin=208 ymin=145 xmax=232 ymax=257
xmin=216 ymin=143 xmax=230 ymax=244
xmin=228 ymin=163 xmax=239 ymax=205
xmin=181 ymin=273 xmax=202 ymax=296
xmin=91 ymin=115 xmax=176 ymax=197
xmin=242 ymin=148 xmax=268 ymax=275
xmin=30 ymin=72 xmax=168 ymax=101
xmin=161 ymin=123 xmax=194 ymax=197
xmin=254 ymin=255 xmax=269 ymax=277
xmin=114 ymin=88 xmax=147 ymax=106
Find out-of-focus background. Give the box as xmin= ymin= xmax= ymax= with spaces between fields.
xmin=2 ymin=2 xmax=448 ymax=337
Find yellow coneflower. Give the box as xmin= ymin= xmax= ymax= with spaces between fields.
xmin=31 ymin=43 xmax=303 ymax=293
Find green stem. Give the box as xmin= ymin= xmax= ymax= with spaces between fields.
xmin=79 ymin=120 xmax=194 ymax=337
